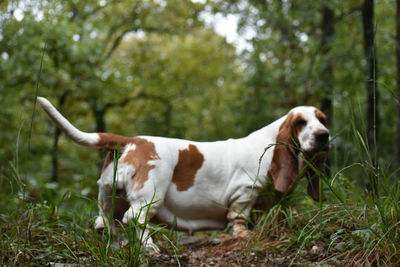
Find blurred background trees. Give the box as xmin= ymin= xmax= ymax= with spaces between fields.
xmin=0 ymin=0 xmax=399 ymax=196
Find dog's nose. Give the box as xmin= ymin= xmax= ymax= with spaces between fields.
xmin=314 ymin=130 xmax=329 ymax=144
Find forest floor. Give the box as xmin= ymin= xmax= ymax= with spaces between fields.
xmin=2 ymin=195 xmax=398 ymax=266
xmin=45 ymin=226 xmax=332 ymax=266
xmin=149 ymin=230 xmax=330 ymax=266
xmin=2 ymin=178 xmax=399 ymax=266
xmin=63 ymin=231 xmax=328 ymax=266
xmin=151 ymin=234 xmax=289 ymax=266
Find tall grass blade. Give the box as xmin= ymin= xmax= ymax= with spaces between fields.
xmin=28 ymin=42 xmax=46 ymax=150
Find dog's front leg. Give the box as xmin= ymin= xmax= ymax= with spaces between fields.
xmin=227 ymin=198 xmax=254 ymax=238
xmin=122 ymin=202 xmax=160 ymax=253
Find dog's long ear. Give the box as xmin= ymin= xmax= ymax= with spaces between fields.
xmin=268 ymin=113 xmax=303 ymax=194
xmin=303 ymin=151 xmax=327 ymax=201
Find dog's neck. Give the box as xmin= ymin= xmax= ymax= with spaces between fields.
xmin=244 ymin=115 xmax=287 ymax=147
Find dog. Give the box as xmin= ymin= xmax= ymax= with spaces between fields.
xmin=37 ymin=96 xmax=329 ymax=252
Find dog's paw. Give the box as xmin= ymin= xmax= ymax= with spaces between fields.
xmin=145 ymin=240 xmax=160 ymax=255
xmin=231 ymin=222 xmax=249 ymax=238
xmin=94 ymin=216 xmax=107 ymax=230
xmin=122 ymin=208 xmax=134 ymax=224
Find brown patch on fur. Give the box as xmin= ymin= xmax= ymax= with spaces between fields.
xmin=97 ymin=133 xmax=135 ymax=150
xmin=120 ymin=137 xmax=160 ymax=190
xmin=268 ymin=112 xmax=305 ymax=194
xmin=315 ymin=109 xmax=327 ymax=126
xmin=172 ymin=144 xmax=204 ymax=191
xmin=101 ymin=151 xmax=114 ymax=173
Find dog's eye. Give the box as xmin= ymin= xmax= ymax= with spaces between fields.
xmin=319 ymin=118 xmax=327 ymax=125
xmin=296 ymin=119 xmax=306 ymax=127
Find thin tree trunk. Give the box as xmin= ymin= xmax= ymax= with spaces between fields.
xmin=396 ymin=0 xmax=400 ymax=172
xmin=51 ymin=91 xmax=70 ymax=182
xmin=320 ymin=5 xmax=335 ymax=128
xmin=362 ymin=0 xmax=379 ymax=157
xmin=52 ymin=127 xmax=61 ymax=182
xmin=93 ymin=103 xmax=107 ymax=169
xmin=319 ymin=5 xmax=335 ymax=178
xmin=362 ymin=0 xmax=379 ymax=193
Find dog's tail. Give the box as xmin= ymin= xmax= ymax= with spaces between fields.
xmin=37 ymin=97 xmax=132 ymax=150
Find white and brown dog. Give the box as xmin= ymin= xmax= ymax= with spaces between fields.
xmin=37 ymin=96 xmax=329 ymax=252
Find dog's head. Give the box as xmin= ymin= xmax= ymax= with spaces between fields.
xmin=268 ymin=106 xmax=330 ymax=201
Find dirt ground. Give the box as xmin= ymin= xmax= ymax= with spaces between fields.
xmin=150 ymin=233 xmax=326 ymax=266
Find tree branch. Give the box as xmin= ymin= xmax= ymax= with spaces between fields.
xmin=103 ymin=26 xmax=170 ymax=62
xmin=102 ymin=91 xmax=170 ymax=113
xmin=335 ymin=4 xmax=363 ymax=23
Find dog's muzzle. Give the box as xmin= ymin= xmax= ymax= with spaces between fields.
xmin=314 ymin=129 xmax=329 ymax=145
xmin=307 ymin=129 xmax=330 ymax=154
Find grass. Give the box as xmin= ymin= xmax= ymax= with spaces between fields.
xmin=0 ymin=168 xmax=158 ymax=266
xmin=0 ymin=144 xmax=162 ymax=266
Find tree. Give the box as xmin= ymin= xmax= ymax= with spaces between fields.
xmin=109 ymin=29 xmax=243 ymax=140
xmin=396 ymin=0 xmax=400 ymax=172
xmin=362 ymin=0 xmax=379 ymax=160
xmin=320 ymin=4 xmax=335 ymax=128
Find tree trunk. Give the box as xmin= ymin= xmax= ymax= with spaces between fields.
xmin=362 ymin=0 xmax=379 ymax=193
xmin=51 ymin=127 xmax=61 ymax=182
xmin=319 ymin=5 xmax=335 ymax=178
xmin=93 ymin=103 xmax=107 ymax=169
xmin=396 ymin=0 xmax=400 ymax=172
xmin=362 ymin=0 xmax=379 ymax=157
xmin=320 ymin=5 xmax=335 ymax=128
xmin=51 ymin=91 xmax=70 ymax=182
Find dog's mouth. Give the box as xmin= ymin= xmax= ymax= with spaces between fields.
xmin=302 ymin=142 xmax=330 ymax=158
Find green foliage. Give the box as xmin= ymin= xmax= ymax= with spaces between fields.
xmin=109 ymin=28 xmax=242 ymax=139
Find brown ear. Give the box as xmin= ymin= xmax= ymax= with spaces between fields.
xmin=303 ymin=151 xmax=327 ymax=201
xmin=268 ymin=113 xmax=301 ymax=194
xmin=268 ymin=144 xmax=298 ymax=194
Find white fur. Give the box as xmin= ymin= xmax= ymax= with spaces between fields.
xmin=293 ymin=106 xmax=329 ymax=152
xmin=37 ymin=97 xmax=100 ymax=146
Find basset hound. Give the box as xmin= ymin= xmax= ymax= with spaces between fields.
xmin=37 ymin=97 xmax=330 ymax=252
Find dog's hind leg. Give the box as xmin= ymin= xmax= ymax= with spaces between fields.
xmin=95 ymin=152 xmax=126 ymax=231
xmin=95 ymin=182 xmax=113 ymax=230
xmin=121 ymin=162 xmax=173 ymax=253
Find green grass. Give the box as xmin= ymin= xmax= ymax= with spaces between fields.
xmin=0 ymin=169 xmax=162 ymax=266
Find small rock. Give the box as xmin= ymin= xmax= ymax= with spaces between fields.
xmin=208 ymin=238 xmax=222 ymax=246
xmin=310 ymin=245 xmax=321 ymax=254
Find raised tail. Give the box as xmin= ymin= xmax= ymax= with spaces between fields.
xmin=37 ymin=97 xmax=133 ymax=150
